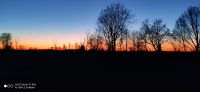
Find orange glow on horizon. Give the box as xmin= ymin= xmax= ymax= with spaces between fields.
xmin=6 ymin=36 xmax=193 ymax=52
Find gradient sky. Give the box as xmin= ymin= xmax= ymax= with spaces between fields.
xmin=0 ymin=0 xmax=199 ymax=49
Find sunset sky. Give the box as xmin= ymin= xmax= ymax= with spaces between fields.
xmin=0 ymin=0 xmax=199 ymax=49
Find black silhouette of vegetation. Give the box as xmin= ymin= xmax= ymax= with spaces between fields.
xmin=78 ymin=43 xmax=86 ymax=51
xmin=173 ymin=6 xmax=200 ymax=52
xmin=119 ymin=29 xmax=129 ymax=51
xmin=0 ymin=33 xmax=12 ymax=50
xmin=130 ymin=30 xmax=147 ymax=51
xmin=140 ymin=19 xmax=170 ymax=52
xmin=96 ymin=3 xmax=133 ymax=51
xmin=87 ymin=32 xmax=104 ymax=51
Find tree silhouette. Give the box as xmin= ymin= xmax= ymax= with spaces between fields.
xmin=130 ymin=31 xmax=137 ymax=51
xmin=53 ymin=40 xmax=58 ymax=50
xmin=68 ymin=43 xmax=71 ymax=50
xmin=0 ymin=33 xmax=12 ymax=50
xmin=97 ymin=3 xmax=133 ymax=51
xmin=79 ymin=45 xmax=85 ymax=51
xmin=87 ymin=33 xmax=104 ymax=51
xmin=124 ymin=29 xmax=129 ymax=51
xmin=141 ymin=19 xmax=170 ymax=52
xmin=174 ymin=6 xmax=200 ymax=52
xmin=14 ymin=38 xmax=19 ymax=50
xmin=119 ymin=29 xmax=129 ymax=51
xmin=63 ymin=44 xmax=67 ymax=50
xmin=172 ymin=16 xmax=190 ymax=52
xmin=85 ymin=32 xmax=91 ymax=50
xmin=119 ymin=31 xmax=125 ymax=51
xmin=130 ymin=31 xmax=147 ymax=51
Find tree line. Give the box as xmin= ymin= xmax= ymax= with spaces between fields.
xmin=0 ymin=3 xmax=200 ymax=52
xmin=87 ymin=3 xmax=200 ymax=52
xmin=0 ymin=33 xmax=12 ymax=50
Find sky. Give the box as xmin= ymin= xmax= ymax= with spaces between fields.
xmin=0 ymin=0 xmax=199 ymax=49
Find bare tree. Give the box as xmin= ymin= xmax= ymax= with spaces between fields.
xmin=173 ymin=6 xmax=200 ymax=52
xmin=85 ymin=32 xmax=91 ymax=50
xmin=119 ymin=31 xmax=125 ymax=51
xmin=139 ymin=29 xmax=148 ymax=51
xmin=141 ymin=19 xmax=170 ymax=52
xmin=172 ymin=15 xmax=191 ymax=52
xmin=18 ymin=45 xmax=25 ymax=50
xmin=118 ymin=29 xmax=130 ymax=51
xmin=68 ymin=43 xmax=71 ymax=50
xmin=87 ymin=33 xmax=104 ymax=51
xmin=63 ymin=44 xmax=67 ymax=50
xmin=119 ymin=39 xmax=124 ymax=51
xmin=124 ymin=29 xmax=129 ymax=51
xmin=130 ymin=31 xmax=146 ymax=51
xmin=97 ymin=3 xmax=133 ymax=51
xmin=78 ymin=42 xmax=85 ymax=51
xmin=0 ymin=33 xmax=12 ymax=50
xmin=130 ymin=31 xmax=137 ymax=51
xmin=53 ymin=41 xmax=57 ymax=50
xmin=74 ymin=42 xmax=79 ymax=49
xmin=169 ymin=37 xmax=182 ymax=52
xmin=14 ymin=38 xmax=18 ymax=50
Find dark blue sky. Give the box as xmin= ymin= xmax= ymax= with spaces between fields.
xmin=0 ymin=0 xmax=199 ymax=48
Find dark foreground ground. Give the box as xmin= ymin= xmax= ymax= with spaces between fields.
xmin=0 ymin=50 xmax=200 ymax=92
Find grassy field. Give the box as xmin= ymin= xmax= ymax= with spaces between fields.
xmin=0 ymin=50 xmax=199 ymax=92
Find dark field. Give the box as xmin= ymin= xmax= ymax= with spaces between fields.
xmin=0 ymin=50 xmax=200 ymax=92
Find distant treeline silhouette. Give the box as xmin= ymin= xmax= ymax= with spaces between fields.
xmin=87 ymin=3 xmax=200 ymax=52
xmin=0 ymin=33 xmax=12 ymax=50
xmin=1 ymin=3 xmax=200 ymax=52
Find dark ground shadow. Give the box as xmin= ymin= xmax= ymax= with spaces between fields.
xmin=0 ymin=50 xmax=199 ymax=92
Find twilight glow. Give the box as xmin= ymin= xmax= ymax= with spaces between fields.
xmin=0 ymin=0 xmax=199 ymax=49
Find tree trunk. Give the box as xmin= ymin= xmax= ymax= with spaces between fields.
xmin=196 ymin=44 xmax=199 ymax=52
xmin=157 ymin=44 xmax=161 ymax=52
xmin=125 ymin=36 xmax=128 ymax=51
